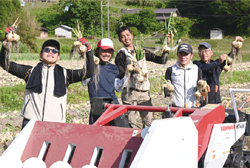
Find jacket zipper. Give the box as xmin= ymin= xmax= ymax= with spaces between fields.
xmin=42 ymin=66 xmax=50 ymax=121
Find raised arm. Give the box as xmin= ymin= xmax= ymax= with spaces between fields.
xmin=193 ymin=60 xmax=221 ymax=71
xmin=0 ymin=26 xmax=32 ymax=82
xmin=66 ymin=49 xmax=94 ymax=85
xmin=115 ymin=51 xmax=127 ymax=79
xmin=145 ymin=49 xmax=169 ymax=64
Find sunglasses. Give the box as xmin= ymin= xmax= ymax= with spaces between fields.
xmin=44 ymin=48 xmax=58 ymax=54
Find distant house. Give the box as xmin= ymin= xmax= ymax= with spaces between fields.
xmin=121 ymin=8 xmax=142 ymax=14
xmin=154 ymin=8 xmax=180 ymax=21
xmin=37 ymin=26 xmax=50 ymax=38
xmin=121 ymin=8 xmax=180 ymax=22
xmin=20 ymin=0 xmax=25 ymax=6
xmin=54 ymin=25 xmax=73 ymax=38
xmin=210 ymin=28 xmax=223 ymax=39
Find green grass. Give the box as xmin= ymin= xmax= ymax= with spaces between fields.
xmin=219 ymin=70 xmax=250 ymax=85
xmin=0 ymin=83 xmax=25 ymax=112
xmin=67 ymin=82 xmax=90 ymax=104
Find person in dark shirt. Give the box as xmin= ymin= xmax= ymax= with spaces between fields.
xmin=193 ymin=37 xmax=243 ymax=104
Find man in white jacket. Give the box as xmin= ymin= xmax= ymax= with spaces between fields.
xmin=165 ymin=43 xmax=202 ymax=108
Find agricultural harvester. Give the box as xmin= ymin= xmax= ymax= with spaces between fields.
xmin=0 ymin=88 xmax=250 ymax=168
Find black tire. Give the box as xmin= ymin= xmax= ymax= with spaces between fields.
xmin=232 ymin=154 xmax=244 ymax=168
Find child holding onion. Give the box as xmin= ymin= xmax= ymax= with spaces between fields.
xmin=0 ymin=26 xmax=94 ymax=129
xmin=193 ymin=36 xmax=243 ymax=104
xmin=115 ymin=26 xmax=171 ymax=128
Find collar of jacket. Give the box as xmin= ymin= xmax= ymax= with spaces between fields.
xmin=26 ymin=62 xmax=66 ymax=96
xmin=176 ymin=61 xmax=193 ymax=69
xmin=123 ymin=45 xmax=136 ymax=54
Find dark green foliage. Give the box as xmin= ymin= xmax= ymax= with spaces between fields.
xmin=165 ymin=0 xmax=250 ymax=37
xmin=130 ymin=27 xmax=139 ymax=37
xmin=122 ymin=8 xmax=160 ymax=34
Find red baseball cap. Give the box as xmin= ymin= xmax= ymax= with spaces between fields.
xmin=97 ymin=38 xmax=114 ymax=51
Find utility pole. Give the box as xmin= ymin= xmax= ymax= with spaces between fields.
xmin=101 ymin=0 xmax=110 ymax=39
xmin=101 ymin=0 xmax=103 ymax=39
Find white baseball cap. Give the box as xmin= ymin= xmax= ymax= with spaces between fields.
xmin=97 ymin=38 xmax=114 ymax=51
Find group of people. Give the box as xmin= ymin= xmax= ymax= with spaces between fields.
xmin=0 ymin=25 xmax=243 ymax=129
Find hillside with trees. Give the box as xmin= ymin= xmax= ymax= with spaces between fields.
xmin=0 ymin=0 xmax=249 ymax=51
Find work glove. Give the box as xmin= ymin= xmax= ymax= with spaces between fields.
xmin=79 ymin=38 xmax=91 ymax=51
xmin=5 ymin=26 xmax=15 ymax=36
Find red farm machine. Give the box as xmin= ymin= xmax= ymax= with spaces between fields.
xmin=0 ymin=88 xmax=250 ymax=168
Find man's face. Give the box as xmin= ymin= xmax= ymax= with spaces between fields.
xmin=177 ymin=52 xmax=193 ymax=68
xmin=98 ymin=48 xmax=113 ymax=64
xmin=119 ymin=29 xmax=133 ymax=47
xmin=199 ymin=46 xmax=213 ymax=63
xmin=40 ymin=46 xmax=60 ymax=66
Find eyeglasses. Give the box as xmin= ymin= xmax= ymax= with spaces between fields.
xmin=44 ymin=48 xmax=58 ymax=54
xmin=199 ymin=49 xmax=211 ymax=54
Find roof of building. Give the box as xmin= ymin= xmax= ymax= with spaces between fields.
xmin=154 ymin=8 xmax=179 ymax=14
xmin=121 ymin=8 xmax=180 ymax=17
xmin=121 ymin=8 xmax=142 ymax=14
xmin=54 ymin=25 xmax=73 ymax=30
xmin=210 ymin=28 xmax=223 ymax=31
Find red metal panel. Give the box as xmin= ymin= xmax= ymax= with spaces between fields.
xmin=21 ymin=121 xmax=143 ymax=168
xmin=189 ymin=105 xmax=225 ymax=160
xmin=100 ymin=104 xmax=225 ymax=161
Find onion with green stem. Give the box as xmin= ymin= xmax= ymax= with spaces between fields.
xmin=3 ymin=17 xmax=21 ymax=71
xmin=161 ymin=11 xmax=180 ymax=54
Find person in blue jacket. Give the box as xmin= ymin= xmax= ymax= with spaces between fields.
xmin=82 ymin=38 xmax=126 ymax=125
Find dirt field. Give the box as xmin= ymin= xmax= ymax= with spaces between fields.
xmin=1 ymin=59 xmax=250 ymax=156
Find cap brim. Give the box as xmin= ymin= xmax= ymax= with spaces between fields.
xmin=178 ymin=50 xmax=191 ymax=54
xmin=100 ymin=46 xmax=114 ymax=51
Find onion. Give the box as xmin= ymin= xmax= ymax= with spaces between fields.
xmin=224 ymin=65 xmax=230 ymax=72
xmin=134 ymin=67 xmax=141 ymax=73
xmin=167 ymin=84 xmax=174 ymax=92
xmin=79 ymin=45 xmax=87 ymax=53
xmin=227 ymin=57 xmax=233 ymax=64
xmin=138 ymin=75 xmax=145 ymax=83
xmin=195 ymin=91 xmax=201 ymax=99
xmin=6 ymin=32 xmax=14 ymax=42
xmin=2 ymin=41 xmax=7 ymax=48
xmin=93 ymin=56 xmax=99 ymax=65
xmin=127 ymin=64 xmax=134 ymax=72
xmin=163 ymin=45 xmax=170 ymax=53
xmin=198 ymin=80 xmax=207 ymax=88
xmin=141 ymin=69 xmax=148 ymax=77
xmin=13 ymin=33 xmax=20 ymax=42
xmin=232 ymin=41 xmax=243 ymax=49
xmin=73 ymin=40 xmax=82 ymax=46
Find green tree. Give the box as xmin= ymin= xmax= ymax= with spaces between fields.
xmin=18 ymin=10 xmax=40 ymax=52
xmin=138 ymin=8 xmax=159 ymax=34
xmin=60 ymin=0 xmax=102 ymax=37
